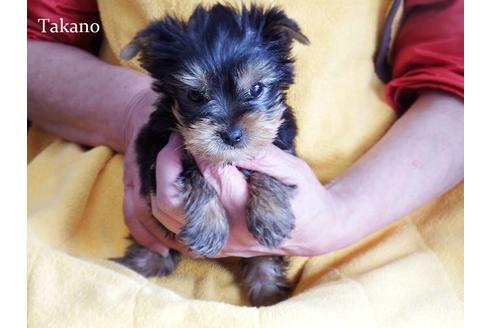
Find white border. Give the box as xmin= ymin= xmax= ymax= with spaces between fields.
xmin=465 ymin=0 xmax=492 ymax=326
xmin=0 ymin=1 xmax=27 ymax=326
xmin=0 ymin=0 xmax=484 ymax=326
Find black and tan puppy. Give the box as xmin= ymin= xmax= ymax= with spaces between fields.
xmin=114 ymin=4 xmax=308 ymax=306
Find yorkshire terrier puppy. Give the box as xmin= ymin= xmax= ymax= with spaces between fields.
xmin=114 ymin=4 xmax=308 ymax=306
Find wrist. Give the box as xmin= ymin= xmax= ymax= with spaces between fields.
xmin=321 ymin=181 xmax=370 ymax=252
xmin=324 ymin=186 xmax=355 ymax=251
xmin=324 ymin=174 xmax=399 ymax=252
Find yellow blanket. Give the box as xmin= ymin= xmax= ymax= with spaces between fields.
xmin=28 ymin=0 xmax=463 ymax=327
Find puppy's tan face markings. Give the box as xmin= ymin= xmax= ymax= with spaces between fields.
xmin=172 ymin=59 xmax=285 ymax=164
xmin=174 ymin=61 xmax=210 ymax=91
xmin=235 ymin=60 xmax=277 ymax=94
xmin=175 ymin=59 xmax=278 ymax=98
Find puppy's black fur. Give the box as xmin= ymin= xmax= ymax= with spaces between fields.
xmin=114 ymin=4 xmax=308 ymax=306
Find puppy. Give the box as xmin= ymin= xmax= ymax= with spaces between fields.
xmin=114 ymin=4 xmax=309 ymax=306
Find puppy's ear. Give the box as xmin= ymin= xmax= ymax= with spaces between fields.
xmin=120 ymin=18 xmax=187 ymax=79
xmin=120 ymin=39 xmax=144 ymax=61
xmin=262 ymin=7 xmax=309 ymax=45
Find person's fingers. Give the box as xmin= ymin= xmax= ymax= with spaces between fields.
xmin=154 ymin=133 xmax=186 ymax=224
xmin=194 ymin=158 xmax=266 ymax=258
xmin=150 ymin=195 xmax=184 ymax=234
xmin=123 ymin=186 xmax=170 ymax=255
xmin=218 ymin=239 xmax=285 ymax=258
xmin=128 ymin=188 xmax=199 ymax=257
xmin=124 ymin=159 xmax=188 ymax=251
xmin=139 ymin=213 xmax=191 ymax=255
xmin=123 ymin=138 xmax=199 ymax=258
xmin=194 ymin=158 xmax=249 ymax=213
xmin=132 ymin=193 xmax=188 ymax=252
xmin=236 ymin=144 xmax=308 ymax=185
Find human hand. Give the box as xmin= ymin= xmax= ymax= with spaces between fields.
xmin=150 ymin=136 xmax=349 ymax=258
xmin=122 ymin=91 xmax=194 ymax=257
xmin=183 ymin=92 xmax=462 ymax=259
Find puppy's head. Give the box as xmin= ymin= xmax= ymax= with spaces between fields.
xmin=123 ymin=4 xmax=308 ymax=164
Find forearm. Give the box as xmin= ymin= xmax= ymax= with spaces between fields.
xmin=27 ymin=41 xmax=156 ymax=153
xmin=329 ymin=91 xmax=464 ymax=246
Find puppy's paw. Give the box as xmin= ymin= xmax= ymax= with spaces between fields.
xmin=246 ymin=172 xmax=296 ymax=248
xmin=112 ymin=242 xmax=180 ymax=278
xmin=240 ymin=256 xmax=292 ymax=306
xmin=178 ymin=210 xmax=228 ymax=257
xmin=179 ymin=170 xmax=229 ymax=257
xmin=246 ymin=209 xmax=294 ymax=248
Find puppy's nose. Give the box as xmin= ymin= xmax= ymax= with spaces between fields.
xmin=220 ymin=128 xmax=244 ymax=146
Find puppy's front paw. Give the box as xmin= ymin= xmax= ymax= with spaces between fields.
xmin=246 ymin=172 xmax=296 ymax=248
xmin=178 ymin=208 xmax=228 ymax=257
xmin=178 ymin=170 xmax=229 ymax=257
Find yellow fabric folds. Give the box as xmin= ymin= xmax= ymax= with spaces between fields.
xmin=28 ymin=0 xmax=463 ymax=327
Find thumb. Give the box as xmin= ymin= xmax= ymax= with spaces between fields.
xmin=194 ymin=158 xmax=249 ymax=214
xmin=236 ymin=144 xmax=303 ymax=185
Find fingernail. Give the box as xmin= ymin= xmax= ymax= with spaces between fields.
xmin=151 ymin=243 xmax=169 ymax=256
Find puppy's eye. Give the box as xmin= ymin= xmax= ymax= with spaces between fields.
xmin=188 ymin=90 xmax=206 ymax=103
xmin=249 ymin=83 xmax=264 ymax=99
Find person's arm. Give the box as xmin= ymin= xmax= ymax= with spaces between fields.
xmin=28 ymin=41 xmax=185 ymax=256
xmin=241 ymin=90 xmax=463 ymax=254
xmin=27 ymin=1 xmax=184 ymax=254
xmin=27 ymin=41 xmax=156 ymax=153
xmin=321 ymin=90 xmax=463 ymax=248
xmin=250 ymin=90 xmax=463 ymax=254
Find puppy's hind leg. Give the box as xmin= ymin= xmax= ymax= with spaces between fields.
xmin=112 ymin=239 xmax=180 ymax=278
xmin=240 ymin=256 xmax=292 ymax=306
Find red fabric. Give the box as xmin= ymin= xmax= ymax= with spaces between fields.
xmin=386 ymin=0 xmax=464 ymax=112
xmin=27 ymin=0 xmax=464 ymax=112
xmin=27 ymin=0 xmax=100 ymax=53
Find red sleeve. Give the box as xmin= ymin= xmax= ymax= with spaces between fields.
xmin=385 ymin=0 xmax=464 ymax=112
xmin=27 ymin=0 xmax=101 ymax=53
